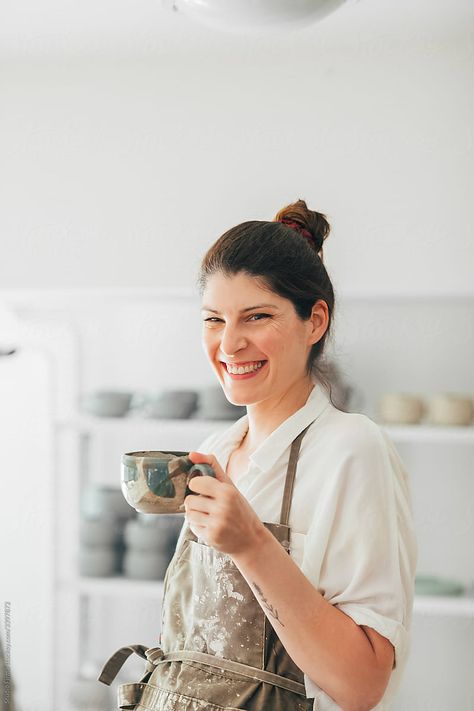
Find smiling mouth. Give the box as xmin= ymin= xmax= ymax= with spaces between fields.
xmin=220 ymin=360 xmax=267 ymax=375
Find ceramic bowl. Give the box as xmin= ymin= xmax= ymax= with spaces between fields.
xmin=137 ymin=512 xmax=185 ymax=533
xmin=124 ymin=519 xmax=173 ymax=553
xmin=79 ymin=546 xmax=117 ymax=577
xmin=427 ymin=393 xmax=473 ymax=426
xmin=143 ymin=398 xmax=198 ymax=419
xmin=198 ymin=386 xmax=236 ymax=409
xmin=79 ymin=517 xmax=119 ymax=547
xmin=378 ymin=393 xmax=424 ymax=424
xmin=131 ymin=390 xmax=198 ymax=418
xmin=81 ymin=485 xmax=136 ymax=521
xmin=194 ymin=404 xmax=246 ymax=420
xmin=123 ymin=549 xmax=171 ymax=580
xmin=80 ymin=390 xmax=133 ymax=417
xmin=415 ymin=574 xmax=465 ymax=596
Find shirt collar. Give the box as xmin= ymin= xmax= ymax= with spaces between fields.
xmin=211 ymin=378 xmax=332 ymax=474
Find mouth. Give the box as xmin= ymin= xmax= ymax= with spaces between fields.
xmin=220 ymin=360 xmax=267 ymax=380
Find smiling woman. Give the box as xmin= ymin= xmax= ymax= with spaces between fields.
xmin=98 ymin=199 xmax=417 ymax=711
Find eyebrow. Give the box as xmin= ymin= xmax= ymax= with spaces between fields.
xmin=201 ymin=303 xmax=278 ymax=313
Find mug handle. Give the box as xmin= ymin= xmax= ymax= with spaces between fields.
xmin=188 ymin=463 xmax=215 ymax=478
xmin=185 ymin=463 xmax=215 ymax=498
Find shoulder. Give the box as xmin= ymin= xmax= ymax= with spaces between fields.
xmin=305 ymin=405 xmax=387 ymax=458
xmin=301 ymin=406 xmax=402 ymax=493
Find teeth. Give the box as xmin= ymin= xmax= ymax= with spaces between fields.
xmin=225 ymin=361 xmax=264 ymax=375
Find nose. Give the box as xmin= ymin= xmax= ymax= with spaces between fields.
xmin=220 ymin=322 xmax=247 ymax=358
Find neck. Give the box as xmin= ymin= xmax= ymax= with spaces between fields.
xmin=241 ymin=375 xmax=316 ymax=454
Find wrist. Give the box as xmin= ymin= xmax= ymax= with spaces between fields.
xmin=232 ymin=520 xmax=273 ymax=568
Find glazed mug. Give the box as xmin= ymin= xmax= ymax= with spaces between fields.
xmin=121 ymin=450 xmax=215 ymax=514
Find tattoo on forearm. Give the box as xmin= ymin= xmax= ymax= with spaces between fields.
xmin=252 ymin=583 xmax=285 ymax=627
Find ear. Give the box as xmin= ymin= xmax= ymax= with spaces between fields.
xmin=308 ymin=299 xmax=329 ymax=346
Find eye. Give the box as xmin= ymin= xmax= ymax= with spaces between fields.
xmin=203 ymin=313 xmax=270 ymax=325
xmin=248 ymin=313 xmax=270 ymax=321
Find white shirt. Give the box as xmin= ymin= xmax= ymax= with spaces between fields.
xmin=184 ymin=379 xmax=418 ymax=710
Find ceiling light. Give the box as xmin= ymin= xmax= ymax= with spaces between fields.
xmin=163 ymin=0 xmax=348 ymax=32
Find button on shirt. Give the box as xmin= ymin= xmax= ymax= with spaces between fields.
xmin=184 ymin=380 xmax=418 ymax=711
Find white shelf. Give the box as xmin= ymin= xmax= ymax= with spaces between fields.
xmin=4 ymin=287 xmax=474 ymax=310
xmin=55 ymin=415 xmax=474 ymax=444
xmin=64 ymin=577 xmax=474 ymax=617
xmin=381 ymin=424 xmax=474 ymax=444
xmin=413 ymin=594 xmax=474 ymax=618
xmin=55 ymin=415 xmax=234 ymax=437
xmin=62 ymin=576 xmax=165 ymax=598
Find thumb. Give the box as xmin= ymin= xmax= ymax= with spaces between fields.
xmin=188 ymin=451 xmax=232 ymax=484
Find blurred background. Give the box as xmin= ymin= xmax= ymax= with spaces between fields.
xmin=0 ymin=0 xmax=473 ymax=709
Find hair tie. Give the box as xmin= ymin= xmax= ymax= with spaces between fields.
xmin=279 ymin=218 xmax=314 ymax=244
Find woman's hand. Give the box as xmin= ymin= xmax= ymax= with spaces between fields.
xmin=184 ymin=451 xmax=266 ymax=557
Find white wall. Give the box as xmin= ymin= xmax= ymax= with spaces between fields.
xmin=0 ymin=351 xmax=53 ymax=711
xmin=1 ymin=30 xmax=473 ymax=294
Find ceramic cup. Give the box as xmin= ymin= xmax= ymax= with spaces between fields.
xmin=121 ymin=450 xmax=215 ymax=514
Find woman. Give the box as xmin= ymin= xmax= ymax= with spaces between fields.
xmin=99 ymin=199 xmax=418 ymax=711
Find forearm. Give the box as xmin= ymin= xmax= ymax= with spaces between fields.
xmin=231 ymin=524 xmax=383 ymax=711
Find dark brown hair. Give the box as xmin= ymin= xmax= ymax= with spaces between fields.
xmin=197 ymin=198 xmax=338 ymax=405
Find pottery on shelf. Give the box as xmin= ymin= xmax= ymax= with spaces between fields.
xmin=80 ymin=390 xmax=133 ymax=417
xmin=427 ymin=393 xmax=473 ymax=426
xmin=378 ymin=393 xmax=424 ymax=425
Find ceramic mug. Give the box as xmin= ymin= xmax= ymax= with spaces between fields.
xmin=121 ymin=450 xmax=215 ymax=514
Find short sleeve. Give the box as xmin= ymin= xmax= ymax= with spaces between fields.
xmin=301 ymin=417 xmax=417 ymax=677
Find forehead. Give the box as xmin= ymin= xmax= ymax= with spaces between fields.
xmin=202 ymin=271 xmax=286 ymax=311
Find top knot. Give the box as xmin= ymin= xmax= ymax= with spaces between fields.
xmin=274 ymin=198 xmax=330 ymax=258
xmin=279 ymin=218 xmax=314 ymax=244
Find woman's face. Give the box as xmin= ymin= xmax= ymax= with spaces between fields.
xmin=201 ymin=271 xmax=327 ymax=406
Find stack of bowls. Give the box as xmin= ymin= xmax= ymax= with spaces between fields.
xmin=131 ymin=390 xmax=198 ymax=419
xmin=79 ymin=485 xmax=136 ymax=577
xmin=123 ymin=514 xmax=184 ymax=580
xmin=195 ymin=386 xmax=246 ymax=420
xmin=78 ymin=515 xmax=120 ymax=577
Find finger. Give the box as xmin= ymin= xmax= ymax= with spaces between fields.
xmin=187 ymin=474 xmax=220 ymax=496
xmin=184 ymin=494 xmax=212 ymax=514
xmin=186 ymin=510 xmax=210 ymax=527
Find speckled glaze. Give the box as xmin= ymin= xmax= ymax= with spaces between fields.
xmin=121 ymin=451 xmax=215 ymax=514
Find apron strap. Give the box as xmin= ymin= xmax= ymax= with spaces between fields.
xmin=97 ymin=644 xmax=152 ymax=685
xmin=146 ymin=647 xmax=307 ymax=696
xmin=279 ymin=422 xmax=312 ymax=527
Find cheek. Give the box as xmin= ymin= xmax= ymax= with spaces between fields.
xmin=202 ymin=329 xmax=219 ymax=359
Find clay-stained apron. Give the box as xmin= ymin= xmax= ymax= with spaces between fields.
xmin=99 ymin=422 xmax=315 ymax=710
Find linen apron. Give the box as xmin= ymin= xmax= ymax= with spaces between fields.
xmin=98 ymin=423 xmax=315 ymax=711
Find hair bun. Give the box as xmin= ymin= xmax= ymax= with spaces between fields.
xmin=274 ymin=198 xmax=330 ymax=257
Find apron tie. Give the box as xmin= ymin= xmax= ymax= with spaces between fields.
xmin=97 ymin=643 xmax=155 ymax=685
